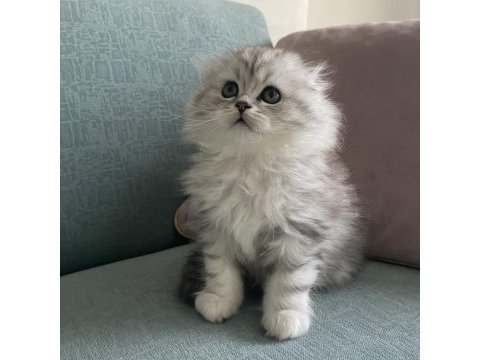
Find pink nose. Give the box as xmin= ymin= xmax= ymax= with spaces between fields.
xmin=235 ymin=101 xmax=252 ymax=113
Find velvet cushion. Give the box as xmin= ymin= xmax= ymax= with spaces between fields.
xmin=276 ymin=20 xmax=420 ymax=267
xmin=60 ymin=0 xmax=270 ymax=274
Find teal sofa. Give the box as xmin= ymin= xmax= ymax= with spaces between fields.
xmin=61 ymin=1 xmax=419 ymax=359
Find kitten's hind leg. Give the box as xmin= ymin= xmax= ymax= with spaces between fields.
xmin=194 ymin=241 xmax=244 ymax=323
xmin=179 ymin=247 xmax=206 ymax=306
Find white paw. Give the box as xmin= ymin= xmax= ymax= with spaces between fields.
xmin=262 ymin=309 xmax=311 ymax=340
xmin=194 ymin=291 xmax=240 ymax=323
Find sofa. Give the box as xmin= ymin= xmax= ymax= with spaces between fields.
xmin=61 ymin=0 xmax=419 ymax=359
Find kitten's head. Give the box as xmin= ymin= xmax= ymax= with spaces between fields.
xmin=183 ymin=47 xmax=341 ymax=153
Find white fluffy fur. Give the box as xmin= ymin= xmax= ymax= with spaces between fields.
xmin=180 ymin=47 xmax=365 ymax=340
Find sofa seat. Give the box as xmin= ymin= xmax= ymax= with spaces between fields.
xmin=61 ymin=244 xmax=419 ymax=359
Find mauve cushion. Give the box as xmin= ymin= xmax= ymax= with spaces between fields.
xmin=277 ymin=20 xmax=419 ymax=267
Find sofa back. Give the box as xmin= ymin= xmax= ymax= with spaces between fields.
xmin=60 ymin=0 xmax=270 ymax=274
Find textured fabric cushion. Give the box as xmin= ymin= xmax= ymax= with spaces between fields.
xmin=60 ymin=0 xmax=271 ymax=274
xmin=277 ymin=21 xmax=420 ymax=267
xmin=61 ymin=244 xmax=419 ymax=359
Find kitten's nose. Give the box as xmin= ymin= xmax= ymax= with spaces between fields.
xmin=235 ymin=101 xmax=252 ymax=113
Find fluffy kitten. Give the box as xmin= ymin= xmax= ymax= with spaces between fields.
xmin=179 ymin=47 xmax=365 ymax=340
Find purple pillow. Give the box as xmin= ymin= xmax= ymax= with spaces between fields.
xmin=277 ymin=20 xmax=419 ymax=267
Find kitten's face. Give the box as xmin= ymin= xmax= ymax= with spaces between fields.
xmin=183 ymin=47 xmax=338 ymax=152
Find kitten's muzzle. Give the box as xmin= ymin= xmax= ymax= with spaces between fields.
xmin=235 ymin=101 xmax=252 ymax=114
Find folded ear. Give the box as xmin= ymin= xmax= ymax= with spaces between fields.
xmin=191 ymin=53 xmax=222 ymax=79
xmin=307 ymin=61 xmax=333 ymax=91
xmin=191 ymin=53 xmax=212 ymax=73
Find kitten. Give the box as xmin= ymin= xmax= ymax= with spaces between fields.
xmin=179 ymin=47 xmax=365 ymax=340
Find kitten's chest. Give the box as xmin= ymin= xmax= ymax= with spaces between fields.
xmin=213 ymin=184 xmax=266 ymax=260
xmin=188 ymin=158 xmax=285 ymax=261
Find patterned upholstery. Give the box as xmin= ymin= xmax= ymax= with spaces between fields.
xmin=60 ymin=0 xmax=270 ymax=274
xmin=61 ymin=244 xmax=420 ymax=360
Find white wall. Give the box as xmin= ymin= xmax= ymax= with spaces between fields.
xmin=231 ymin=0 xmax=308 ymax=45
xmin=307 ymin=0 xmax=419 ymax=30
xmin=231 ymin=0 xmax=419 ymax=45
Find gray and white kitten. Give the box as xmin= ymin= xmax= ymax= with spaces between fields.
xmin=179 ymin=47 xmax=365 ymax=340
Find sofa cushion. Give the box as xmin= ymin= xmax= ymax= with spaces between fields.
xmin=61 ymin=244 xmax=419 ymax=359
xmin=277 ymin=21 xmax=420 ymax=268
xmin=60 ymin=0 xmax=271 ymax=274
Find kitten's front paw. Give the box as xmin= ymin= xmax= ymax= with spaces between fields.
xmin=194 ymin=292 xmax=240 ymax=323
xmin=262 ymin=309 xmax=311 ymax=340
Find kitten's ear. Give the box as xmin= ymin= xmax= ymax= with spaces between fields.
xmin=191 ymin=53 xmax=220 ymax=78
xmin=307 ymin=62 xmax=333 ymax=91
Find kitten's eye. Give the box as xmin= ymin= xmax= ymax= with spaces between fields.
xmin=260 ymin=86 xmax=281 ymax=104
xmin=221 ymin=81 xmax=239 ymax=98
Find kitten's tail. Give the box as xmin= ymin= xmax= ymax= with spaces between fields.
xmin=178 ymin=247 xmax=206 ymax=306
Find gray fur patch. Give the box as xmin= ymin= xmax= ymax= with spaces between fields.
xmin=287 ymin=219 xmax=323 ymax=239
xmin=178 ymin=247 xmax=205 ymax=305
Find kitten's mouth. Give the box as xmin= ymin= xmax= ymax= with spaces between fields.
xmin=233 ymin=117 xmax=251 ymax=130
